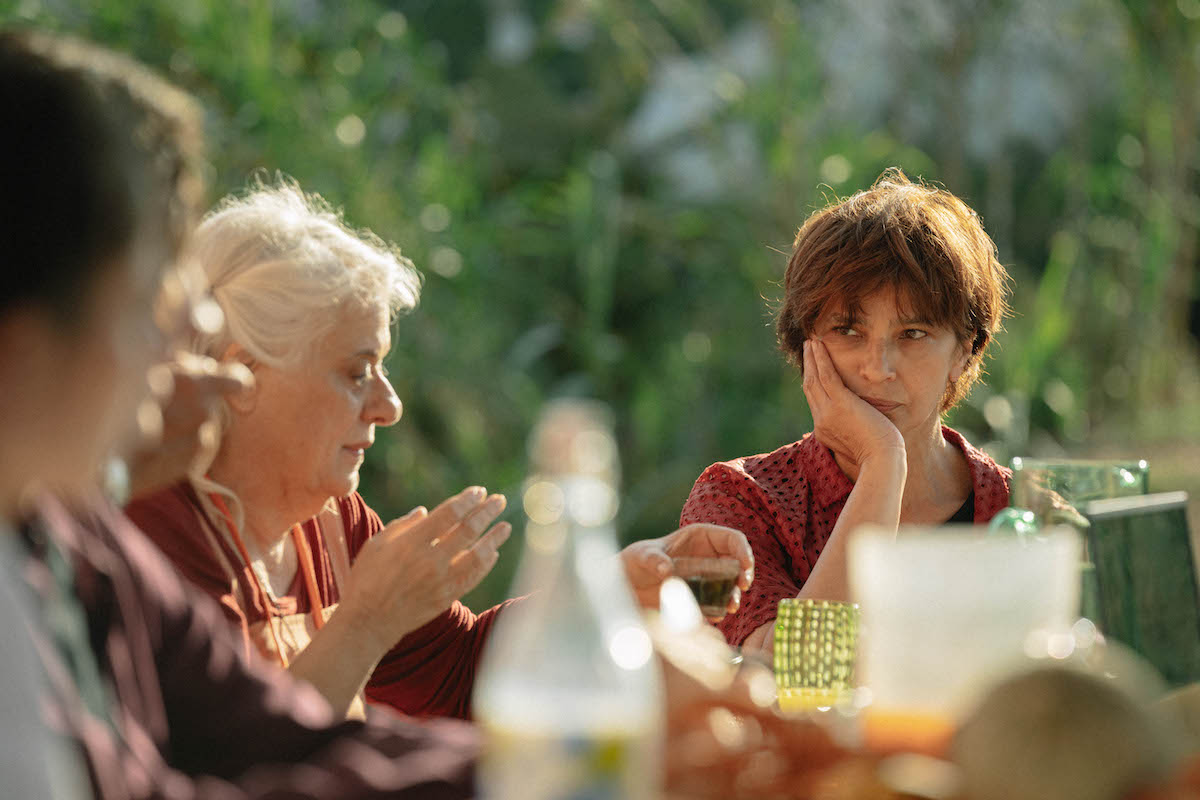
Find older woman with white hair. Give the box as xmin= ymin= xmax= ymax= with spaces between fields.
xmin=127 ymin=180 xmax=754 ymax=721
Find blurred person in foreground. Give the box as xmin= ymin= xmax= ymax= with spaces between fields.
xmin=124 ymin=180 xmax=755 ymax=721
xmin=681 ymin=169 xmax=1012 ymax=657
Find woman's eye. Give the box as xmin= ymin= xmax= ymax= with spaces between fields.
xmin=832 ymin=326 xmax=858 ymax=336
xmin=902 ymin=329 xmax=928 ymax=340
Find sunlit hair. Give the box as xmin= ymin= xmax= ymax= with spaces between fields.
xmin=185 ymin=177 xmax=421 ymax=524
xmin=186 ymin=177 xmax=421 ymax=369
xmin=776 ymin=167 xmax=1010 ymax=411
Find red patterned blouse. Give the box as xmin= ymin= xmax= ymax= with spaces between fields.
xmin=680 ymin=425 xmax=1011 ymax=646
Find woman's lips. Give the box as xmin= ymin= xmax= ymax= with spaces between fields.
xmin=863 ymin=397 xmax=900 ymax=413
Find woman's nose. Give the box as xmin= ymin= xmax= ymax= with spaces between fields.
xmin=859 ymin=339 xmax=897 ymax=383
xmin=367 ymin=375 xmax=402 ymax=427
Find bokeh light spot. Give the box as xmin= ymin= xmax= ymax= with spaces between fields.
xmin=420 ymin=203 xmax=451 ymax=232
xmin=377 ymin=11 xmax=408 ymax=39
xmin=430 ymin=246 xmax=463 ymax=278
xmin=335 ymin=115 xmax=366 ymax=147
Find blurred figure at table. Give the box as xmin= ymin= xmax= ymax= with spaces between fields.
xmin=0 ymin=28 xmax=489 ymax=798
xmin=125 ymin=179 xmax=754 ymax=720
xmin=681 ymin=168 xmax=1012 ymax=657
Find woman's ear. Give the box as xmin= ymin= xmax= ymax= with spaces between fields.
xmin=220 ymin=343 xmax=257 ymax=415
xmin=949 ymin=339 xmax=975 ymax=384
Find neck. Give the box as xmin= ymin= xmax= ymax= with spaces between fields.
xmin=207 ymin=448 xmax=324 ymax=553
xmin=898 ymin=420 xmax=968 ymax=515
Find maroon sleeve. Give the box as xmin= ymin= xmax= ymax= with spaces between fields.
xmin=74 ymin=499 xmax=480 ymax=799
xmin=681 ymin=463 xmax=799 ymax=647
xmin=340 ymin=494 xmax=516 ymax=721
xmin=366 ymin=598 xmax=519 ymax=721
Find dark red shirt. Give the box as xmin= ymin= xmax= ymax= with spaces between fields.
xmin=680 ymin=426 xmax=1011 ymax=646
xmin=125 ymin=484 xmax=516 ymax=721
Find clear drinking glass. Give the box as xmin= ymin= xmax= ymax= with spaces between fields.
xmin=672 ymin=557 xmax=741 ymax=619
xmin=1008 ymin=458 xmax=1149 ymax=524
xmin=848 ymin=525 xmax=1082 ymax=755
xmin=1004 ymin=458 xmax=1149 ymax=623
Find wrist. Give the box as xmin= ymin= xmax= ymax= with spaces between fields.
xmin=332 ymin=599 xmax=394 ymax=664
xmin=860 ymin=446 xmax=907 ymax=476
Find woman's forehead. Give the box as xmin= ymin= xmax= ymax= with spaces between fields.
xmin=820 ymin=285 xmax=931 ymax=323
xmin=321 ymin=301 xmax=391 ymax=354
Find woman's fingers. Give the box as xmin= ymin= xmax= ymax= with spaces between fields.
xmin=434 ymin=493 xmax=507 ymax=553
xmin=705 ymin=525 xmax=753 ymax=588
xmin=801 ymin=340 xmax=829 ymax=407
xmin=447 ymin=522 xmax=511 ymax=596
xmin=810 ymin=338 xmax=847 ymax=396
xmin=381 ymin=485 xmax=487 ymax=544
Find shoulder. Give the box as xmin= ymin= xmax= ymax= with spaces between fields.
xmin=124 ymin=481 xmax=202 ymax=537
xmin=683 ymin=434 xmax=842 ymax=523
xmin=335 ymin=492 xmax=384 ymax=557
xmin=942 ymin=426 xmax=1012 ymax=520
xmin=123 ymin=482 xmax=230 ymax=584
xmin=691 ymin=435 xmax=824 ymax=488
xmin=40 ymin=493 xmax=196 ymax=615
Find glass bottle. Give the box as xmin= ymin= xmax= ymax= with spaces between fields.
xmin=473 ymin=399 xmax=662 ymax=800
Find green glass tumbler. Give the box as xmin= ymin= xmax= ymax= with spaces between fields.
xmin=773 ymin=598 xmax=860 ymax=712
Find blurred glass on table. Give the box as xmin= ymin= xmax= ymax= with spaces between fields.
xmin=993 ymin=457 xmax=1149 ymax=623
xmin=473 ymin=399 xmax=662 ymax=800
xmin=672 ymin=557 xmax=740 ymax=619
xmin=773 ymin=598 xmax=860 ymax=713
xmin=848 ymin=526 xmax=1082 ymax=756
xmin=1007 ymin=457 xmax=1149 ymax=525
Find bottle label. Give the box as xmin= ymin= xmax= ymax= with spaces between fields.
xmin=478 ymin=725 xmax=655 ymax=800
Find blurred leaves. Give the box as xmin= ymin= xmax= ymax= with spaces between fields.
xmin=14 ymin=0 xmax=1200 ymax=608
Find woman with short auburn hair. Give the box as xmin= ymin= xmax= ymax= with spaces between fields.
xmin=681 ymin=168 xmax=1013 ymax=656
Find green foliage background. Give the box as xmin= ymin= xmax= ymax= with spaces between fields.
xmin=10 ymin=0 xmax=1200 ymax=609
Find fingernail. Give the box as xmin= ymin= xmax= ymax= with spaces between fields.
xmin=453 ymin=487 xmax=486 ymax=516
xmin=656 ymin=561 xmax=671 ymax=577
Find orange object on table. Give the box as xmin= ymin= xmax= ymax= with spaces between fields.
xmin=861 ymin=709 xmax=956 ymax=758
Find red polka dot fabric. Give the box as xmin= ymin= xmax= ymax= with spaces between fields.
xmin=679 ymin=425 xmax=1011 ymax=646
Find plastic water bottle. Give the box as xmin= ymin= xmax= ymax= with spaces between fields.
xmin=473 ymin=399 xmax=663 ymax=800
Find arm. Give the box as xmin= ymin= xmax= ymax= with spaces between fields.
xmin=288 ymin=487 xmax=511 ymax=718
xmin=794 ymin=449 xmax=906 ymax=602
xmin=791 ymin=338 xmax=906 ymax=604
